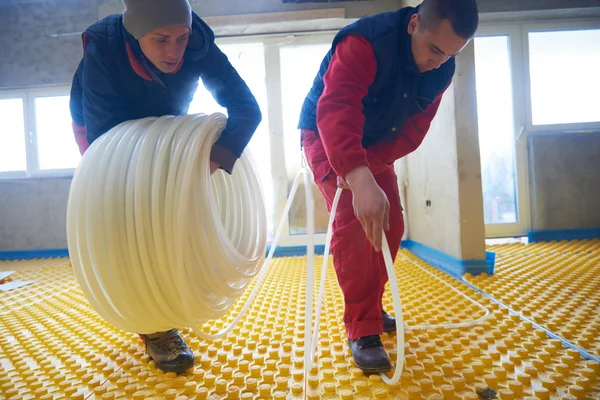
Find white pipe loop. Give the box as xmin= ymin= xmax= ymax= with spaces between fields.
xmin=305 ymin=187 xmax=491 ymax=385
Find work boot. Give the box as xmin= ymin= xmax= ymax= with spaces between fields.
xmin=142 ymin=329 xmax=194 ymax=374
xmin=382 ymin=310 xmax=396 ymax=333
xmin=348 ymin=335 xmax=392 ymax=373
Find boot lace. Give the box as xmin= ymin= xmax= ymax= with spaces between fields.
xmin=357 ymin=335 xmax=383 ymax=350
xmin=149 ymin=329 xmax=188 ymax=352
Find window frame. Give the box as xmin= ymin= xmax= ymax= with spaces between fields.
xmin=474 ymin=25 xmax=531 ymax=238
xmin=0 ymin=85 xmax=74 ymax=181
xmin=0 ymin=90 xmax=29 ymax=180
xmin=475 ymin=18 xmax=599 ymax=238
xmin=28 ymin=86 xmax=76 ymax=178
xmin=521 ymin=20 xmax=600 ymax=133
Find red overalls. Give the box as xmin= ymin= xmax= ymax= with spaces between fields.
xmin=303 ymin=35 xmax=447 ymax=340
xmin=302 ymin=129 xmax=404 ymax=340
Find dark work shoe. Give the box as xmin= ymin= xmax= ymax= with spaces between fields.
xmin=348 ymin=335 xmax=392 ymax=373
xmin=142 ymin=329 xmax=194 ymax=374
xmin=382 ymin=310 xmax=396 ymax=333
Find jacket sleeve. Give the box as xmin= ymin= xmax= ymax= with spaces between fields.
xmin=316 ymin=34 xmax=377 ymax=180
xmin=198 ymin=44 xmax=262 ymax=174
xmin=81 ymin=40 xmax=135 ymax=145
xmin=69 ymin=59 xmax=85 ymax=126
xmin=366 ymin=83 xmax=450 ymax=175
xmin=70 ymin=59 xmax=91 ymax=155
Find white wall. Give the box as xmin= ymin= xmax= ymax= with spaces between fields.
xmin=0 ymin=178 xmax=71 ymax=250
xmin=406 ymin=43 xmax=486 ymax=260
xmin=406 ymin=84 xmax=462 ymax=258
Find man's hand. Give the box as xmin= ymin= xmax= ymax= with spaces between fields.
xmin=337 ymin=176 xmax=350 ymax=190
xmin=344 ymin=166 xmax=390 ymax=252
xmin=210 ymin=161 xmax=220 ymax=175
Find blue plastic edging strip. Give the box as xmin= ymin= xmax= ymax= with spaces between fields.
xmin=528 ymin=228 xmax=600 ymax=243
xmin=0 ymin=246 xmax=326 ymax=261
xmin=401 ymin=240 xmax=494 ymax=277
xmin=0 ymin=248 xmax=69 ymax=261
xmin=460 ymin=276 xmax=600 ymax=363
xmin=266 ymin=245 xmax=325 ymax=258
xmin=486 ymin=251 xmax=496 ymax=275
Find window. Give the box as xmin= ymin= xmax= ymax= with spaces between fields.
xmin=0 ymin=98 xmax=26 ymax=174
xmin=35 ymin=96 xmax=80 ymax=171
xmin=474 ymin=36 xmax=518 ymax=225
xmin=0 ymin=89 xmax=77 ymax=179
xmin=280 ymin=43 xmax=331 ymax=235
xmin=474 ymin=22 xmax=600 ymax=238
xmin=280 ymin=43 xmax=330 ymax=185
xmin=528 ymin=28 xmax=600 ymax=126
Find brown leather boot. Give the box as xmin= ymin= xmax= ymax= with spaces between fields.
xmin=382 ymin=310 xmax=396 ymax=333
xmin=142 ymin=329 xmax=194 ymax=374
xmin=348 ymin=335 xmax=392 ymax=373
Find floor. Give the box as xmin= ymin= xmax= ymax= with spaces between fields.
xmin=0 ymin=240 xmax=599 ymax=399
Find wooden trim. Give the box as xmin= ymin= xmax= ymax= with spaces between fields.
xmin=204 ymin=8 xmax=346 ymax=27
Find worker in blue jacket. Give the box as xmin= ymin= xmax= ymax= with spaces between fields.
xmin=70 ymin=0 xmax=261 ymax=175
xmin=69 ymin=0 xmax=262 ymax=373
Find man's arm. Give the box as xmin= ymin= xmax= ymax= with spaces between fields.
xmin=366 ymin=84 xmax=449 ymax=175
xmin=198 ymin=44 xmax=262 ymax=174
xmin=316 ymin=34 xmax=377 ymax=180
xmin=70 ymin=60 xmax=90 ymax=155
xmin=81 ymin=40 xmax=135 ymax=145
xmin=317 ymin=35 xmax=393 ymax=251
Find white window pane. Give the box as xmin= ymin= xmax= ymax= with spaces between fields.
xmin=529 ymin=29 xmax=600 ymax=125
xmin=189 ymin=43 xmax=273 ymax=238
xmin=36 ymin=96 xmax=81 ymax=170
xmin=280 ymin=43 xmax=331 ymax=235
xmin=474 ymin=36 xmax=518 ymax=225
xmin=0 ymin=98 xmax=26 ymax=173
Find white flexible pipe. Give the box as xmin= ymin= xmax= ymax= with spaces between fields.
xmin=303 ymin=168 xmax=316 ymax=374
xmin=305 ymin=188 xmax=491 ymax=385
xmin=67 ymin=114 xmax=268 ymax=335
xmin=302 ymin=186 xmax=406 ymax=384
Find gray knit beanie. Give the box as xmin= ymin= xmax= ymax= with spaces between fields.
xmin=122 ymin=0 xmax=192 ymax=39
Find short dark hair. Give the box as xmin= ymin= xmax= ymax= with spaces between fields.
xmin=418 ymin=0 xmax=479 ymax=39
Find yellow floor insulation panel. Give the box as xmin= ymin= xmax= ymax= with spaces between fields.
xmin=465 ymin=239 xmax=600 ymax=358
xmin=1 ymin=241 xmax=599 ymax=399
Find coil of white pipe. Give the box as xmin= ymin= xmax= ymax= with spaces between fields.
xmin=67 ymin=113 xmax=268 ymax=335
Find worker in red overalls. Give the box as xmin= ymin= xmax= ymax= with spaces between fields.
xmin=298 ymin=0 xmax=479 ymax=372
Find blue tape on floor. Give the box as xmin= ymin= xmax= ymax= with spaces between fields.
xmin=401 ymin=240 xmax=494 ymax=277
xmin=265 ymin=245 xmax=325 ymax=257
xmin=0 ymin=248 xmax=69 ymax=261
xmin=528 ymin=228 xmax=600 ymax=243
xmin=0 ymin=246 xmax=326 ymax=261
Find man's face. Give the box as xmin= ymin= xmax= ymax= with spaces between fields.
xmin=408 ymin=14 xmax=470 ymax=73
xmin=139 ymin=25 xmax=190 ymax=73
